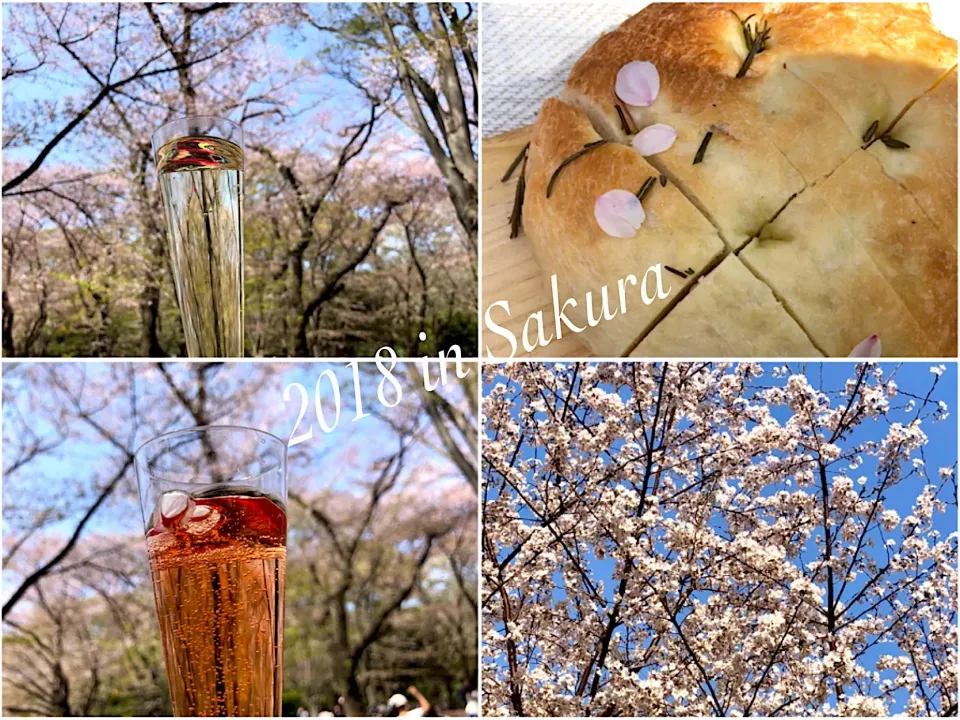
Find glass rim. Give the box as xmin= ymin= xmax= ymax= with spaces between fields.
xmin=151 ymin=115 xmax=242 ymax=146
xmin=134 ymin=424 xmax=286 ymax=467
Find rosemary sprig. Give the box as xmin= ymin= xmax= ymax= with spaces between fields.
xmin=665 ymin=265 xmax=696 ymax=279
xmin=735 ymin=14 xmax=771 ymax=78
xmin=736 ymin=31 xmax=765 ymax=78
xmin=861 ymin=120 xmax=911 ymax=150
xmin=664 ymin=265 xmax=688 ymax=279
xmin=880 ymin=135 xmax=910 ymax=149
xmin=546 ymin=139 xmax=608 ymax=198
xmin=502 ymin=142 xmax=530 ymax=182
xmin=615 ymin=103 xmax=636 ymax=135
xmin=636 ymin=176 xmax=655 ymax=203
xmin=731 ymin=11 xmax=756 ymax=49
xmin=750 ymin=19 xmax=770 ymax=53
xmin=693 ymin=131 xmax=713 ymax=165
xmin=509 ymin=153 xmax=528 ymax=239
xmin=659 ymin=174 xmax=668 ymax=187
xmin=731 ymin=11 xmax=770 ymax=55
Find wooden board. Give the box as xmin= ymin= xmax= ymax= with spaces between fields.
xmin=481 ymin=127 xmax=592 ymax=359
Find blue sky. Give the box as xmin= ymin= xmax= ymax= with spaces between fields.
xmin=483 ymin=362 xmax=957 ymax=714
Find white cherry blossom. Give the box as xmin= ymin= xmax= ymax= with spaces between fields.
xmin=482 ymin=362 xmax=956 ymax=717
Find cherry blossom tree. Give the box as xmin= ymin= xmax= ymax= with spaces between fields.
xmin=2 ymin=3 xmax=477 ymax=357
xmin=296 ymin=2 xmax=479 ymax=250
xmin=482 ymin=362 xmax=957 ymax=717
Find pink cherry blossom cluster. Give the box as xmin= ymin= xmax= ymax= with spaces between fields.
xmin=482 ymin=362 xmax=956 ymax=717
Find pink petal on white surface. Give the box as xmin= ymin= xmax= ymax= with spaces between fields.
xmin=848 ymin=334 xmax=882 ymax=358
xmin=615 ymin=61 xmax=660 ymax=107
xmin=595 ymin=190 xmax=646 ymax=238
xmin=631 ymin=123 xmax=678 ymax=155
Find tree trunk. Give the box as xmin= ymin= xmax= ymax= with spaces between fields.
xmin=139 ymin=281 xmax=163 ymax=357
xmin=89 ymin=290 xmax=112 ymax=357
xmin=51 ymin=663 xmax=73 ymax=716
xmin=343 ymin=674 xmax=365 ymax=717
xmin=2 ymin=290 xmax=15 ymax=356
xmin=372 ymin=5 xmax=478 ymax=247
xmin=131 ymin=144 xmax=168 ymax=356
xmin=287 ymin=248 xmax=306 ymax=355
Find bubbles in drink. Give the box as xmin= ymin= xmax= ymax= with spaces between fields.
xmin=147 ymin=490 xmax=285 ymax=716
xmin=184 ymin=504 xmax=220 ymax=534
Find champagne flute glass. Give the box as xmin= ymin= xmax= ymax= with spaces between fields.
xmin=152 ymin=117 xmax=245 ymax=357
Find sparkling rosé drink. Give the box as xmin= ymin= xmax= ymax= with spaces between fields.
xmin=136 ymin=426 xmax=287 ymax=717
xmin=147 ymin=489 xmax=286 ymax=716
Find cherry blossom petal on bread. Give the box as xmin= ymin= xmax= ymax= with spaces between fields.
xmin=631 ymin=124 xmax=677 ymax=155
xmin=615 ymin=60 xmax=659 ymax=106
xmin=594 ymin=189 xmax=645 ymax=238
xmin=848 ymin=334 xmax=882 ymax=358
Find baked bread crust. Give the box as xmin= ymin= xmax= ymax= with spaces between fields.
xmin=740 ymin=150 xmax=952 ymax=356
xmin=525 ymin=98 xmax=725 ymax=355
xmin=632 ymin=255 xmax=822 ymax=357
xmin=867 ymin=68 xmax=958 ymax=242
xmin=521 ymin=2 xmax=957 ymax=357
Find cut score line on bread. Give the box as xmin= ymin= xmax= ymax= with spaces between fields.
xmin=481 ymin=2 xmax=957 ymax=359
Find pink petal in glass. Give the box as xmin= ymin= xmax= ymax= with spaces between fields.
xmin=848 ymin=334 xmax=882 ymax=358
xmin=631 ymin=123 xmax=677 ymax=155
xmin=615 ymin=61 xmax=660 ymax=107
xmin=594 ymin=190 xmax=646 ymax=238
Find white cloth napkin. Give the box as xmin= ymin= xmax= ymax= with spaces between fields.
xmin=480 ymin=2 xmax=641 ymax=137
xmin=480 ymin=1 xmax=959 ymax=138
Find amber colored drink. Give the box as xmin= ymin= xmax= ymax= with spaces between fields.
xmin=146 ymin=491 xmax=286 ymax=716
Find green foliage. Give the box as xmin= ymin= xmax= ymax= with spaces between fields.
xmin=100 ymin=686 xmax=170 ymax=718
xmin=43 ymin=323 xmax=94 ymax=357
xmin=281 ymin=689 xmax=305 ymax=717
xmin=433 ymin=309 xmax=479 ymax=356
xmin=343 ymin=13 xmax=377 ymax=38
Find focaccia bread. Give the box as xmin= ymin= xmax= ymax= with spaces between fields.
xmin=520 ymin=2 xmax=957 ymax=357
xmin=867 ymin=69 xmax=958 ymax=241
xmin=740 ymin=150 xmax=949 ymax=357
xmin=632 ymin=255 xmax=821 ymax=357
xmin=524 ymin=98 xmax=725 ymax=354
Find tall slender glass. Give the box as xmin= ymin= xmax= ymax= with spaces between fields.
xmin=152 ymin=117 xmax=245 ymax=357
xmin=135 ymin=426 xmax=286 ymax=716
